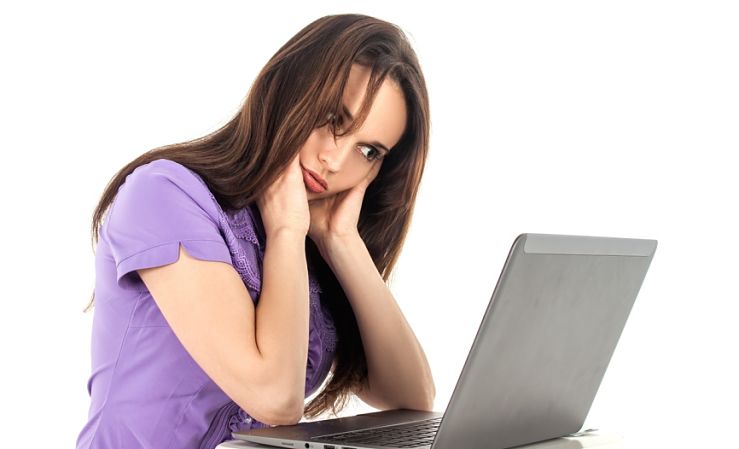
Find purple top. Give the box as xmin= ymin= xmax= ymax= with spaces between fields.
xmin=77 ymin=159 xmax=338 ymax=449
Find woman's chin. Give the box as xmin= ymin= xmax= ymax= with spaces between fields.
xmin=307 ymin=190 xmax=334 ymax=202
xmin=307 ymin=192 xmax=323 ymax=203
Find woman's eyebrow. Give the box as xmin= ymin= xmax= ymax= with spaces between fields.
xmin=342 ymin=103 xmax=391 ymax=154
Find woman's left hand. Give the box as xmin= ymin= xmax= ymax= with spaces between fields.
xmin=308 ymin=161 xmax=382 ymax=248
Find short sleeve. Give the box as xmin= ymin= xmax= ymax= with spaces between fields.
xmin=104 ymin=159 xmax=233 ymax=290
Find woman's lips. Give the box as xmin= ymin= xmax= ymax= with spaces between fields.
xmin=301 ymin=166 xmax=327 ymax=193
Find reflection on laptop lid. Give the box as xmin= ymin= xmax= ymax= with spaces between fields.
xmin=234 ymin=233 xmax=657 ymax=449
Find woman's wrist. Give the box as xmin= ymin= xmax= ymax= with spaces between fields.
xmin=316 ymin=232 xmax=365 ymax=270
xmin=266 ymin=226 xmax=308 ymax=243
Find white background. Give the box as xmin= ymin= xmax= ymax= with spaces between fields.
xmin=1 ymin=1 xmax=737 ymax=448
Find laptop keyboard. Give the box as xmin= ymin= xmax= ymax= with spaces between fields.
xmin=313 ymin=416 xmax=442 ymax=448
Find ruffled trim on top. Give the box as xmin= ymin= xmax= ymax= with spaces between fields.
xmin=312 ymin=298 xmax=337 ymax=354
xmin=229 ymin=203 xmax=267 ymax=251
xmin=225 ymin=207 xmax=261 ymax=247
xmin=182 ymin=170 xmax=264 ymax=295
xmin=218 ymin=210 xmax=263 ymax=295
xmin=309 ymin=273 xmax=323 ymax=295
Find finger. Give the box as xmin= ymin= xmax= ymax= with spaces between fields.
xmin=285 ymin=153 xmax=302 ymax=179
xmin=290 ymin=153 xmax=302 ymax=171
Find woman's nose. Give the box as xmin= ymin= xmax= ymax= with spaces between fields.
xmin=318 ymin=131 xmax=353 ymax=172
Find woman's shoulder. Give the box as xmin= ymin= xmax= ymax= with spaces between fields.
xmin=122 ymin=158 xmax=214 ymax=200
xmin=128 ymin=158 xmax=206 ymax=187
xmin=111 ymin=158 xmax=223 ymax=225
xmin=124 ymin=158 xmax=266 ymax=245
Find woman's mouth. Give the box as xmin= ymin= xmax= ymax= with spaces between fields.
xmin=301 ymin=166 xmax=327 ymax=193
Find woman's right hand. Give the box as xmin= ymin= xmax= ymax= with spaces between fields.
xmin=256 ymin=153 xmax=310 ymax=238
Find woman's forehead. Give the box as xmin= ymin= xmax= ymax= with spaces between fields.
xmin=342 ymin=64 xmax=407 ymax=151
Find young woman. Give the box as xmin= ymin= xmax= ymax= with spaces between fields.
xmin=77 ymin=13 xmax=434 ymax=449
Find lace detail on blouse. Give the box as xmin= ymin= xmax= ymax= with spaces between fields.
xmin=309 ymin=273 xmax=322 ymax=295
xmin=225 ymin=206 xmax=261 ymax=247
xmin=183 ymin=171 xmax=263 ymax=294
xmin=219 ymin=210 xmax=263 ymax=294
xmin=313 ymin=299 xmax=337 ymax=353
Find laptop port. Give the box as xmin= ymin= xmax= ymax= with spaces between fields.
xmin=323 ymin=446 xmax=335 ymax=449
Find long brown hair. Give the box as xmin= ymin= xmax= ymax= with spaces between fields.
xmin=86 ymin=13 xmax=430 ymax=419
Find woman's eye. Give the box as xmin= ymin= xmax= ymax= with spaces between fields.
xmin=357 ymin=144 xmax=382 ymax=161
xmin=326 ymin=113 xmax=343 ymax=132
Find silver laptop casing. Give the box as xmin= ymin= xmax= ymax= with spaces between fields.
xmin=234 ymin=233 xmax=657 ymax=449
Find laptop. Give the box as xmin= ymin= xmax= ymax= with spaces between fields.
xmin=233 ymin=233 xmax=657 ymax=449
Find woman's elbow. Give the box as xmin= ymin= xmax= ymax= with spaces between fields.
xmin=418 ymin=395 xmax=436 ymax=412
xmin=264 ymin=404 xmax=304 ymax=426
xmin=416 ymin=384 xmax=436 ymax=411
xmin=396 ymin=382 xmax=436 ymax=411
xmin=234 ymin=384 xmax=304 ymax=426
xmin=249 ymin=395 xmax=304 ymax=426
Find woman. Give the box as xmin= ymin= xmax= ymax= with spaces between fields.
xmin=77 ymin=13 xmax=435 ymax=449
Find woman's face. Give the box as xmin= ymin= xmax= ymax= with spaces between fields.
xmin=300 ymin=64 xmax=407 ymax=202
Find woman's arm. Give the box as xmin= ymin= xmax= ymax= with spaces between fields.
xmin=255 ymin=228 xmax=311 ymax=411
xmin=138 ymin=228 xmax=310 ymax=425
xmin=319 ymin=234 xmax=436 ymax=411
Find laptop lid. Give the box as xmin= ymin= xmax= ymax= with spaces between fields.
xmin=431 ymin=233 xmax=657 ymax=449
